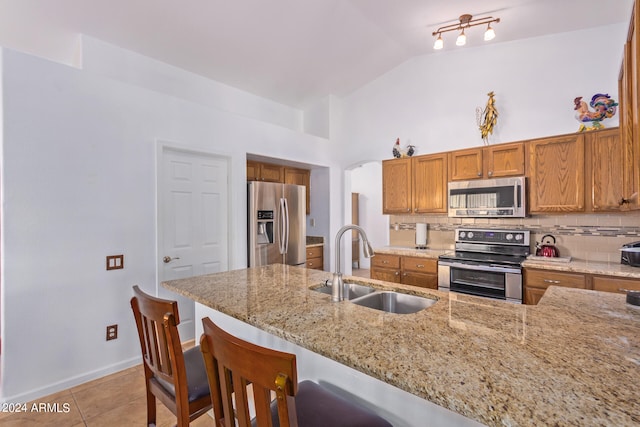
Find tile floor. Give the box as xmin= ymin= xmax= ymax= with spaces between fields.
xmin=0 ymin=342 xmax=214 ymax=427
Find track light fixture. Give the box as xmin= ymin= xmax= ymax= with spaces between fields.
xmin=432 ymin=14 xmax=500 ymax=50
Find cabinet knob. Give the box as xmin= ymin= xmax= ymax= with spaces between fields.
xmin=395 ymin=271 xmax=399 ymax=276
xmin=477 ymin=171 xmax=482 ymax=177
xmin=488 ymin=171 xmax=493 ymax=177
xmin=416 ymin=264 xmax=424 ymax=268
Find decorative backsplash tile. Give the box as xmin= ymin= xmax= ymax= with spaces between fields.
xmin=388 ymin=212 xmax=640 ymax=263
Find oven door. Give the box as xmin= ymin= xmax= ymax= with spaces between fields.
xmin=438 ymin=261 xmax=522 ymax=303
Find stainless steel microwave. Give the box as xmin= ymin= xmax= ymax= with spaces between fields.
xmin=448 ymin=176 xmax=526 ymax=218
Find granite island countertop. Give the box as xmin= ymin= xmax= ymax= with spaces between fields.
xmin=163 ymin=265 xmax=640 ymax=426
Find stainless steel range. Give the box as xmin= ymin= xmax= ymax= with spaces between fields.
xmin=438 ymin=228 xmax=530 ymax=303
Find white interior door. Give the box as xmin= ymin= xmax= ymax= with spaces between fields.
xmin=158 ymin=146 xmax=229 ymax=340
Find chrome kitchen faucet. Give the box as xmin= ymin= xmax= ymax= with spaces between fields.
xmin=332 ymin=225 xmax=375 ymax=302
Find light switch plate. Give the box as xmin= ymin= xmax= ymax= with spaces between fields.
xmin=106 ymin=255 xmax=124 ymax=270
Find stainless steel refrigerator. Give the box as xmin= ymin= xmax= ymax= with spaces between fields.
xmin=248 ymin=181 xmax=306 ymax=267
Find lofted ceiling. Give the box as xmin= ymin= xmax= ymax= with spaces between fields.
xmin=0 ymin=0 xmax=633 ymax=108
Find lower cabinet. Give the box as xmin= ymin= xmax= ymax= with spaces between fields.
xmin=524 ymin=269 xmax=587 ymax=305
xmin=306 ymin=246 xmax=323 ymax=270
xmin=524 ymin=268 xmax=640 ymax=305
xmin=371 ymin=254 xmax=437 ymax=289
xmin=592 ymin=276 xmax=640 ymax=293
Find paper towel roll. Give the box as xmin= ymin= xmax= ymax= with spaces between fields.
xmin=415 ymin=223 xmax=427 ymax=247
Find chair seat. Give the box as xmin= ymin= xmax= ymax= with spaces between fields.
xmin=156 ymin=346 xmax=211 ymax=403
xmin=258 ymin=380 xmax=392 ymax=427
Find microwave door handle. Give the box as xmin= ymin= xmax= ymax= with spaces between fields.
xmin=516 ymin=182 xmax=522 ymax=208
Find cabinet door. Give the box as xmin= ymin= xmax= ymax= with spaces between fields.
xmin=528 ymin=134 xmax=585 ymax=212
xmin=402 ymin=272 xmax=438 ymax=289
xmin=587 ymin=128 xmax=624 ymax=211
xmin=260 ymin=163 xmax=285 ymax=182
xmin=412 ymin=154 xmax=448 ymax=213
xmin=370 ymin=268 xmax=401 ymax=283
xmin=247 ymin=161 xmax=260 ymax=181
xmin=524 ymin=286 xmax=547 ymax=305
xmin=285 ymin=167 xmax=311 ymax=214
xmin=448 ymin=148 xmax=483 ymax=181
xmin=484 ymin=142 xmax=525 ymax=178
xmin=592 ymin=276 xmax=640 ymax=294
xmin=382 ymin=158 xmax=412 ymax=214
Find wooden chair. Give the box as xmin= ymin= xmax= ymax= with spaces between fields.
xmin=131 ymin=286 xmax=212 ymax=426
xmin=200 ymin=317 xmax=393 ymax=427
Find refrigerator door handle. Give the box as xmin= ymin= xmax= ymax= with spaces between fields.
xmin=283 ymin=197 xmax=290 ymax=254
xmin=278 ymin=197 xmax=286 ymax=254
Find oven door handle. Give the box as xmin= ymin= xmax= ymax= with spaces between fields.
xmin=438 ymin=261 xmax=521 ymax=274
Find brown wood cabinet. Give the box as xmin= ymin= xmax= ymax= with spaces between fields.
xmin=371 ymin=253 xmax=437 ymax=289
xmin=247 ymin=161 xmax=311 ymax=213
xmin=284 ymin=167 xmax=311 ymax=214
xmin=527 ymin=133 xmax=585 ymax=213
xmin=305 ymin=245 xmax=323 ymax=270
xmin=618 ymin=3 xmax=640 ymax=210
xmin=401 ymin=256 xmax=438 ymax=289
xmin=448 ymin=142 xmax=525 ymax=181
xmin=370 ymin=254 xmax=402 ymax=283
xmin=586 ymin=128 xmax=624 ymax=211
xmin=592 ymin=276 xmax=640 ymax=294
xmin=382 ymin=158 xmax=412 ymax=214
xmin=247 ymin=160 xmax=285 ymax=182
xmin=524 ymin=269 xmax=587 ymax=305
xmin=412 ymin=153 xmax=448 ymax=213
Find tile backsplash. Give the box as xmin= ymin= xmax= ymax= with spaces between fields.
xmin=389 ymin=212 xmax=640 ymax=263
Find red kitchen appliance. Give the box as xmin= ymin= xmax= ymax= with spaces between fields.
xmin=536 ymin=234 xmax=559 ymax=258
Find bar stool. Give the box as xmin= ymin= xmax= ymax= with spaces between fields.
xmin=130 ymin=286 xmax=212 ymax=426
xmin=200 ymin=317 xmax=393 ymax=427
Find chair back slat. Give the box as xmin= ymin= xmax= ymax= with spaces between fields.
xmin=131 ymin=286 xmax=183 ymax=386
xmin=200 ymin=317 xmax=299 ymax=427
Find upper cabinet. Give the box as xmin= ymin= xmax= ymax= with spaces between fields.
xmin=618 ymin=2 xmax=640 ymax=210
xmin=382 ymin=157 xmax=412 ymax=214
xmin=413 ymin=153 xmax=448 ymax=214
xmin=448 ymin=142 xmax=525 ymax=181
xmin=527 ymin=133 xmax=585 ymax=213
xmin=284 ymin=167 xmax=311 ymax=214
xmin=247 ymin=160 xmax=284 ymax=182
xmin=247 ymin=160 xmax=311 ymax=214
xmin=383 ymin=153 xmax=448 ymax=215
xmin=586 ymin=128 xmax=624 ymax=211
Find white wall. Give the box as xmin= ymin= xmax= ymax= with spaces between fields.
xmin=350 ymin=162 xmax=388 ymax=269
xmin=335 ymin=25 xmax=627 ymax=167
xmin=0 ymin=45 xmax=340 ymax=402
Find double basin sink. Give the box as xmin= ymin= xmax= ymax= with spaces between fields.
xmin=312 ymin=282 xmax=437 ymax=314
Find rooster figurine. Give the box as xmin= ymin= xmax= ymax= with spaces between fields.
xmin=573 ymin=93 xmax=618 ymax=131
xmin=392 ymin=138 xmax=416 ymax=158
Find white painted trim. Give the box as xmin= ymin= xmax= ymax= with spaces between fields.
xmin=0 ymin=356 xmax=141 ymax=404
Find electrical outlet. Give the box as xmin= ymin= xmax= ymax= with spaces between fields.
xmin=106 ymin=324 xmax=118 ymax=341
xmin=106 ymin=255 xmax=124 ymax=271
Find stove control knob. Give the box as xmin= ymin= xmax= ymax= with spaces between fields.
xmin=467 ymin=231 xmax=474 ymax=239
xmin=459 ymin=231 xmax=466 ymax=238
xmin=506 ymin=233 xmax=513 ymax=241
xmin=515 ymin=234 xmax=523 ymax=241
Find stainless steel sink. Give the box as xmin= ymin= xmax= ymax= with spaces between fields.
xmin=350 ymin=291 xmax=437 ymax=314
xmin=312 ymin=282 xmax=376 ymax=300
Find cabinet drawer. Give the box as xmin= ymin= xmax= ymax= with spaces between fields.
xmin=402 ymin=257 xmax=437 ymax=274
xmin=371 ymin=254 xmax=401 ymax=269
xmin=592 ymin=276 xmax=640 ymax=294
xmin=306 ymin=257 xmax=323 ymax=270
xmin=306 ymin=246 xmax=323 ymax=258
xmin=525 ymin=269 xmax=586 ymax=290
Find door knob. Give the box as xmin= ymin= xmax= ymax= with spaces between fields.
xmin=163 ymin=256 xmax=180 ymax=264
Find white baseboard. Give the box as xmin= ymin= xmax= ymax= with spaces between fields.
xmin=0 ymin=356 xmax=141 ymax=404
